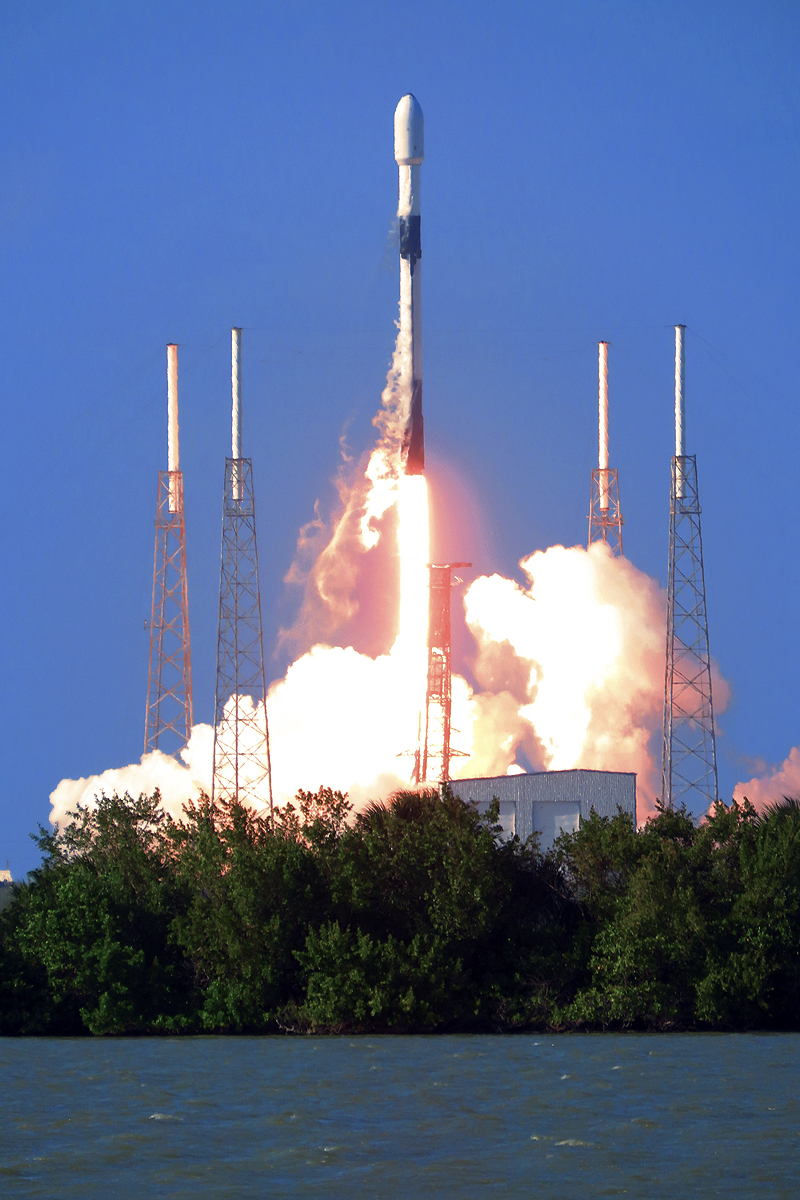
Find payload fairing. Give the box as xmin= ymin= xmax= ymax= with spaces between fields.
xmin=394 ymin=94 xmax=425 ymax=475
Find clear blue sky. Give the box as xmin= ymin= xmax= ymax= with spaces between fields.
xmin=1 ymin=0 xmax=798 ymax=875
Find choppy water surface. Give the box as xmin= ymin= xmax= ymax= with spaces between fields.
xmin=2 ymin=1033 xmax=798 ymax=1197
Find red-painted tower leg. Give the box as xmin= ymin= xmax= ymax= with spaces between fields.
xmin=421 ymin=563 xmax=471 ymax=783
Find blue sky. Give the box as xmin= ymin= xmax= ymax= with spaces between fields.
xmin=1 ymin=0 xmax=798 ymax=874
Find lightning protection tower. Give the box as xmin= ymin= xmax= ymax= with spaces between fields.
xmin=145 ymin=344 xmax=193 ymax=756
xmin=589 ymin=341 xmax=624 ymax=554
xmin=421 ymin=563 xmax=471 ymax=783
xmin=661 ymin=325 xmax=719 ymax=810
xmin=212 ymin=329 xmax=273 ymax=817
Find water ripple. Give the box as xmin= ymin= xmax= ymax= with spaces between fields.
xmin=0 ymin=1034 xmax=798 ymax=1197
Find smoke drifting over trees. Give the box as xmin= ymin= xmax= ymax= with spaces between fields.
xmin=734 ymin=747 xmax=800 ymax=814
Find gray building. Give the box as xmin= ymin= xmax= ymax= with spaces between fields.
xmin=448 ymin=769 xmax=637 ymax=851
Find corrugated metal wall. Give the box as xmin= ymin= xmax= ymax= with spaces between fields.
xmin=448 ymin=769 xmax=637 ymax=847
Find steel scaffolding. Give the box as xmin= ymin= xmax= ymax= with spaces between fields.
xmin=145 ymin=468 xmax=193 ymax=755
xmin=661 ymin=453 xmax=719 ymax=809
xmin=145 ymin=344 xmax=193 ymax=760
xmin=421 ymin=562 xmax=470 ymax=783
xmin=211 ymin=456 xmax=273 ymax=815
xmin=589 ymin=467 xmax=624 ymax=555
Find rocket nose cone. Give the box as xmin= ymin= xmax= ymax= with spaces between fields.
xmin=394 ymin=94 xmax=424 ymax=165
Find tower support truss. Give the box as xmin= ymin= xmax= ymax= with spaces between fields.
xmin=421 ymin=563 xmax=470 ymax=783
xmin=145 ymin=470 xmax=193 ymax=755
xmin=212 ymin=457 xmax=273 ymax=815
xmin=661 ymin=454 xmax=718 ymax=809
xmin=589 ymin=468 xmax=624 ymax=555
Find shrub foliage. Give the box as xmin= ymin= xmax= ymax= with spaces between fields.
xmin=2 ymin=787 xmax=799 ymax=1034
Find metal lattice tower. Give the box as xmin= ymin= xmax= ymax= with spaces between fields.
xmin=421 ymin=563 xmax=470 ymax=783
xmin=212 ymin=330 xmax=273 ymax=816
xmin=661 ymin=326 xmax=718 ymax=809
xmin=145 ymin=344 xmax=193 ymax=756
xmin=588 ymin=341 xmax=624 ymax=555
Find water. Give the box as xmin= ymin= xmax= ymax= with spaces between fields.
xmin=2 ymin=1034 xmax=797 ymax=1197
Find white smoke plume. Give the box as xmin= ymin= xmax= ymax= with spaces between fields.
xmin=453 ymin=542 xmax=669 ymax=816
xmin=49 ymin=723 xmax=214 ymax=828
xmin=733 ymin=747 xmax=800 ymax=812
xmin=51 ymin=533 xmax=730 ymax=829
xmin=267 ymin=644 xmax=414 ymax=804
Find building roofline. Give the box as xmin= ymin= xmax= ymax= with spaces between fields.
xmin=450 ymin=768 xmax=637 ymax=786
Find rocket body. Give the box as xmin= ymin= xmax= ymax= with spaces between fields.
xmin=395 ymin=94 xmax=424 ymax=475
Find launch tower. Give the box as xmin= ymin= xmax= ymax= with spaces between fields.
xmin=588 ymin=341 xmax=624 ymax=555
xmin=211 ymin=329 xmax=273 ymax=816
xmin=661 ymin=325 xmax=719 ymax=809
xmin=145 ymin=344 xmax=193 ymax=756
xmin=421 ymin=563 xmax=471 ymax=783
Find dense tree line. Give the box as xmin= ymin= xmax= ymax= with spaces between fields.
xmin=1 ymin=786 xmax=799 ymax=1035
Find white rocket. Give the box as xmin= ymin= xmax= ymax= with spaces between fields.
xmin=394 ymin=93 xmax=425 ymax=475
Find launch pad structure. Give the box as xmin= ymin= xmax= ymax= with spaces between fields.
xmin=588 ymin=341 xmax=624 ymax=555
xmin=145 ymin=344 xmax=193 ymax=756
xmin=661 ymin=326 xmax=719 ymax=809
xmin=142 ymin=105 xmax=720 ymax=824
xmin=211 ymin=329 xmax=273 ymax=817
xmin=421 ymin=563 xmax=471 ymax=784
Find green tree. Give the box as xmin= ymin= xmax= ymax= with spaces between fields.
xmin=0 ymin=791 xmax=193 ymax=1035
xmin=555 ymin=798 xmax=800 ymax=1030
xmin=694 ymin=796 xmax=800 ymax=1026
xmin=560 ymin=805 xmax=713 ymax=1027
xmin=293 ymin=789 xmax=572 ymax=1031
xmin=168 ymin=789 xmax=345 ymax=1031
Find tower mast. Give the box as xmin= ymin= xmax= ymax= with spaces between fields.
xmin=661 ymin=325 xmax=719 ymax=809
xmin=211 ymin=329 xmax=273 ymax=816
xmin=145 ymin=344 xmax=193 ymax=755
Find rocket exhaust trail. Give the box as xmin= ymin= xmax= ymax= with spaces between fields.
xmin=395 ymin=94 xmax=425 ymax=475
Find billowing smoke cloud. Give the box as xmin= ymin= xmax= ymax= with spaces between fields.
xmin=267 ymin=644 xmax=414 ymax=804
xmin=49 ymin=723 xmax=214 ymax=828
xmin=733 ymin=747 xmax=800 ymax=812
xmin=452 ymin=542 xmax=669 ymax=815
xmin=255 ymin=538 xmax=698 ymax=819
xmin=51 ymin=533 xmax=731 ymax=828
